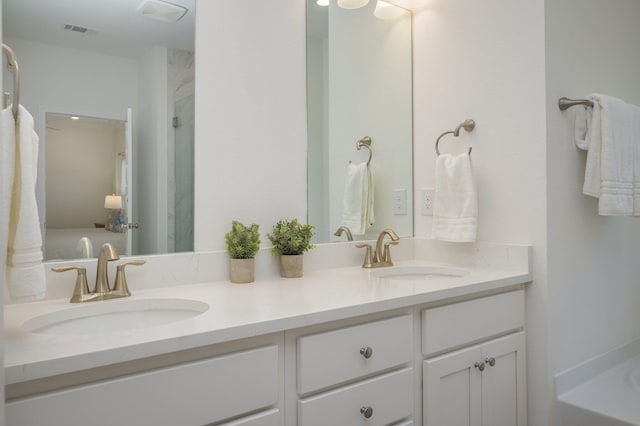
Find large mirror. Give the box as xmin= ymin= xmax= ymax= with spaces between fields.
xmin=3 ymin=0 xmax=195 ymax=260
xmin=306 ymin=0 xmax=414 ymax=243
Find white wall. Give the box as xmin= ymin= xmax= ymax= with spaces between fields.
xmin=194 ymin=0 xmax=307 ymax=252
xmin=545 ymin=0 xmax=640 ymax=407
xmin=412 ymin=0 xmax=547 ymax=424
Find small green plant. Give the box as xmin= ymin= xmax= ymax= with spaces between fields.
xmin=225 ymin=221 xmax=260 ymax=259
xmin=267 ymin=218 xmax=315 ymax=255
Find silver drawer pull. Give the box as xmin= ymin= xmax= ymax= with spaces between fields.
xmin=359 ymin=346 xmax=373 ymax=359
xmin=360 ymin=406 xmax=373 ymax=418
xmin=474 ymin=361 xmax=485 ymax=372
xmin=485 ymin=357 xmax=496 ymax=367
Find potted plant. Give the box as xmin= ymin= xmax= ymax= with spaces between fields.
xmin=267 ymin=218 xmax=315 ymax=278
xmin=225 ymin=221 xmax=261 ymax=283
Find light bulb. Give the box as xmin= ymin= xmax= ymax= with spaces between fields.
xmin=374 ymin=0 xmax=406 ymax=19
xmin=337 ymin=0 xmax=369 ymax=9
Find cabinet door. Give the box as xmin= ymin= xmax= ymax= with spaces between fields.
xmin=480 ymin=332 xmax=526 ymax=426
xmin=423 ymin=346 xmax=482 ymax=426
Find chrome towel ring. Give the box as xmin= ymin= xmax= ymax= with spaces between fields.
xmin=356 ymin=136 xmax=373 ymax=166
xmin=435 ymin=119 xmax=475 ymax=156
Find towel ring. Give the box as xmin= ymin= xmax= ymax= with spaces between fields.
xmin=356 ymin=136 xmax=372 ymax=166
xmin=435 ymin=119 xmax=475 ymax=156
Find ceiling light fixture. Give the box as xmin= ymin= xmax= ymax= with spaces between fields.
xmin=374 ymin=0 xmax=407 ymax=19
xmin=137 ymin=0 xmax=188 ymax=23
xmin=337 ymin=0 xmax=369 ymax=10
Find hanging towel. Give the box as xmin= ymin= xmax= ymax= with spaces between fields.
xmin=574 ymin=94 xmax=640 ymax=215
xmin=341 ymin=162 xmax=374 ymax=235
xmin=432 ymin=152 xmax=477 ymax=242
xmin=5 ymin=105 xmax=46 ymax=301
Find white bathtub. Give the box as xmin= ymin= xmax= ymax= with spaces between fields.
xmin=555 ymin=340 xmax=640 ymax=426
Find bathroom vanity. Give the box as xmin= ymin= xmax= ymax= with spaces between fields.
xmin=4 ymin=242 xmax=531 ymax=425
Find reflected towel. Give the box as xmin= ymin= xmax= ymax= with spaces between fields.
xmin=5 ymin=105 xmax=46 ymax=301
xmin=574 ymin=94 xmax=640 ymax=215
xmin=432 ymin=152 xmax=477 ymax=242
xmin=341 ymin=162 xmax=374 ymax=235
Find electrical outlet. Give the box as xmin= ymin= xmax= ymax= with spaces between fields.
xmin=421 ymin=188 xmax=435 ymax=216
xmin=393 ymin=188 xmax=407 ymax=215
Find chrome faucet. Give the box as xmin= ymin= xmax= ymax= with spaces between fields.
xmin=52 ymin=243 xmax=145 ymax=303
xmin=334 ymin=226 xmax=353 ymax=241
xmin=356 ymin=229 xmax=400 ymax=268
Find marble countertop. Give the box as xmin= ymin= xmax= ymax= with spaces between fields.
xmin=4 ymin=259 xmax=531 ymax=385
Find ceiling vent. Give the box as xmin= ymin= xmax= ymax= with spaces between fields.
xmin=137 ymin=0 xmax=188 ymax=23
xmin=63 ymin=24 xmax=89 ymax=33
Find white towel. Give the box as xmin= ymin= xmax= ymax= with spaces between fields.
xmin=432 ymin=152 xmax=477 ymax=242
xmin=341 ymin=162 xmax=374 ymax=235
xmin=5 ymin=105 xmax=46 ymax=301
xmin=574 ymin=94 xmax=640 ymax=215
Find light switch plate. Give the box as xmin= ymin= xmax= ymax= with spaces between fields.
xmin=393 ymin=188 xmax=407 ymax=215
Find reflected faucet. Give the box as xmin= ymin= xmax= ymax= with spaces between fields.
xmin=52 ymin=243 xmax=146 ymax=303
xmin=334 ymin=226 xmax=353 ymax=241
xmin=95 ymin=243 xmax=119 ymax=296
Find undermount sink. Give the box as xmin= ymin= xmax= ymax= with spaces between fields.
xmin=370 ymin=265 xmax=469 ymax=281
xmin=22 ymin=298 xmax=210 ymax=335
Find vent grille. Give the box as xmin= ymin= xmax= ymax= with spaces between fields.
xmin=63 ymin=24 xmax=90 ymax=34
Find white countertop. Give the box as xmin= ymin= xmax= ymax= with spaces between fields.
xmin=5 ymin=257 xmax=530 ymax=386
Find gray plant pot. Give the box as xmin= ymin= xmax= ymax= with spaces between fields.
xmin=229 ymin=258 xmax=255 ymax=283
xmin=279 ymin=254 xmax=303 ymax=278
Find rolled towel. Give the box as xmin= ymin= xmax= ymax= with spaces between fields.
xmin=432 ymin=152 xmax=478 ymax=242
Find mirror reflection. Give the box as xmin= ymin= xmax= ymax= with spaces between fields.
xmin=306 ymin=0 xmax=414 ymax=243
xmin=2 ymin=0 xmax=195 ymax=260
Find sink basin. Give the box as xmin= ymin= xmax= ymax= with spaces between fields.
xmin=370 ymin=266 xmax=469 ymax=281
xmin=22 ymin=298 xmax=210 ymax=335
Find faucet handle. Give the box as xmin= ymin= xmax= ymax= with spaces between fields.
xmin=112 ymin=260 xmax=146 ymax=297
xmin=382 ymin=241 xmax=399 ymax=265
xmin=355 ymin=244 xmax=373 ymax=268
xmin=52 ymin=266 xmax=90 ymax=303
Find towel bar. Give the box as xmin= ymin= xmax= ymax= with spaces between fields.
xmin=558 ymin=97 xmax=594 ymax=111
xmin=435 ymin=119 xmax=475 ymax=156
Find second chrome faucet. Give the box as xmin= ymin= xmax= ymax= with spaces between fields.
xmin=53 ymin=243 xmax=145 ymax=303
xmin=356 ymin=229 xmax=400 ymax=268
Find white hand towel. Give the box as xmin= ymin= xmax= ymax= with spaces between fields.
xmin=1 ymin=108 xmax=16 ymax=294
xmin=432 ymin=152 xmax=477 ymax=242
xmin=341 ymin=162 xmax=375 ymax=235
xmin=574 ymin=94 xmax=640 ymax=215
xmin=6 ymin=105 xmax=46 ymax=301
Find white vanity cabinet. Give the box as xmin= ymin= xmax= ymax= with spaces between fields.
xmin=6 ymin=345 xmax=280 ymax=426
xmin=292 ymin=315 xmax=414 ymax=425
xmin=421 ymin=290 xmax=527 ymax=426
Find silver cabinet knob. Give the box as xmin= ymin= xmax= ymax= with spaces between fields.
xmin=360 ymin=406 xmax=373 ymax=418
xmin=474 ymin=361 xmax=485 ymax=371
xmin=360 ymin=346 xmax=373 ymax=359
xmin=485 ymin=357 xmax=496 ymax=367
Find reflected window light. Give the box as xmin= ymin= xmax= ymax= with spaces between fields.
xmin=317 ymin=0 xmax=329 ymax=5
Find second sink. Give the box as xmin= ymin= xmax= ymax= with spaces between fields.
xmin=370 ymin=266 xmax=469 ymax=281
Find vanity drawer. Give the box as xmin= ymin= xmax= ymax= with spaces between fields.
xmin=422 ymin=290 xmax=524 ymax=357
xmin=298 ymin=368 xmax=413 ymax=426
xmin=7 ymin=345 xmax=278 ymax=426
xmin=297 ymin=315 xmax=412 ymax=394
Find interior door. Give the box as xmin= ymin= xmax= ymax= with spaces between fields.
xmin=125 ymin=107 xmax=134 ymax=255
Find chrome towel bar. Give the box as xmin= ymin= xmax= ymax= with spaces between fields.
xmin=558 ymin=97 xmax=594 ymax=111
